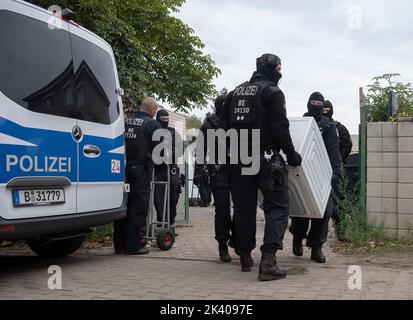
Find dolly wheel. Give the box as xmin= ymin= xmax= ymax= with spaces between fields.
xmin=156 ymin=230 xmax=175 ymax=251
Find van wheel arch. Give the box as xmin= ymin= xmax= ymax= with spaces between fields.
xmin=28 ymin=235 xmax=85 ymax=258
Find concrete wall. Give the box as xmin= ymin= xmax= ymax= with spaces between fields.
xmin=367 ymin=119 xmax=413 ymax=237
xmin=350 ymin=134 xmax=359 ymax=154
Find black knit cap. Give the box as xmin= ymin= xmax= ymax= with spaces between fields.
xmin=307 ymin=92 xmax=325 ymax=118
xmin=156 ymin=108 xmax=169 ymax=120
xmin=156 ymin=109 xmax=170 ymax=128
xmin=256 ymin=53 xmax=281 ymax=68
xmin=256 ymin=53 xmax=282 ymax=85
xmin=324 ymin=100 xmax=334 ymax=118
xmin=308 ymin=92 xmax=325 ymax=103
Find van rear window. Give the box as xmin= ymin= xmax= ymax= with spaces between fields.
xmin=0 ymin=11 xmax=120 ymax=125
xmin=70 ymin=33 xmax=120 ymax=125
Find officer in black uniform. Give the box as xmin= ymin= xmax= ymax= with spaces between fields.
xmin=154 ymin=109 xmax=183 ymax=227
xmin=196 ymin=94 xmax=237 ymax=263
xmin=323 ymin=100 xmax=353 ymax=163
xmin=289 ymin=92 xmax=341 ymax=263
xmin=113 ymin=97 xmax=161 ymax=255
xmin=323 ymin=100 xmax=353 ymax=233
xmin=221 ymin=54 xmax=302 ymax=281
xmin=193 ymin=171 xmax=211 ymax=207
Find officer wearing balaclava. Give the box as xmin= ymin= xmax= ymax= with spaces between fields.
xmin=221 ymin=54 xmax=302 ymax=281
xmin=323 ymin=100 xmax=353 ymax=163
xmin=289 ymin=92 xmax=341 ymax=263
xmin=154 ymin=109 xmax=183 ymax=228
xmin=323 ymin=100 xmax=353 ymax=235
xmin=195 ymin=94 xmax=237 ymax=263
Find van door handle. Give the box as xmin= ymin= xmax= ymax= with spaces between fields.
xmin=83 ymin=145 xmax=101 ymax=158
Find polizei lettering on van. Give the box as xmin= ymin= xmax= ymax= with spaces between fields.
xmin=6 ymin=155 xmax=72 ymax=173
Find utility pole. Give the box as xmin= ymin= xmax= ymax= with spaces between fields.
xmin=359 ymin=87 xmax=367 ymax=215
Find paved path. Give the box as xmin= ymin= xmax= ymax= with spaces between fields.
xmin=0 ymin=207 xmax=412 ymax=300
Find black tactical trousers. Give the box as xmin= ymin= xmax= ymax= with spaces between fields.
xmin=154 ymin=166 xmax=181 ymax=226
xmin=331 ymin=174 xmax=341 ymax=223
xmin=114 ymin=163 xmax=151 ymax=253
xmin=198 ymin=179 xmax=211 ymax=206
xmin=231 ymin=155 xmax=289 ymax=255
xmin=290 ymin=195 xmax=333 ymax=247
xmin=210 ymin=167 xmax=236 ymax=244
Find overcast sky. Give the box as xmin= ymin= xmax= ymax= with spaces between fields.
xmin=176 ymin=0 xmax=412 ymax=134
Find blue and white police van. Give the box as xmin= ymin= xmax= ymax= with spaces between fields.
xmin=0 ymin=0 xmax=127 ymax=257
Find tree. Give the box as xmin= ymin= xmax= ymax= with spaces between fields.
xmin=367 ymin=73 xmax=413 ymax=122
xmin=27 ymin=0 xmax=220 ymax=113
xmin=185 ymin=114 xmax=202 ymax=130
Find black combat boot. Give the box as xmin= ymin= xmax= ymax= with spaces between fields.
xmin=239 ymin=252 xmax=254 ymax=272
xmin=311 ymin=245 xmax=326 ymax=263
xmin=258 ymin=252 xmax=287 ymax=281
xmin=292 ymin=238 xmax=303 ymax=257
xmin=218 ymin=242 xmax=232 ymax=263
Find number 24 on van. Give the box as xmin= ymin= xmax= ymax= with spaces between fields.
xmin=111 ymin=160 xmax=121 ymax=174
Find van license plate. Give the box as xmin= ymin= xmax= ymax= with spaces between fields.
xmin=13 ymin=189 xmax=65 ymax=207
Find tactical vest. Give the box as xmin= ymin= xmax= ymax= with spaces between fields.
xmin=124 ymin=113 xmax=153 ymax=163
xmin=316 ymin=115 xmax=335 ymax=139
xmin=228 ymin=80 xmax=278 ymax=147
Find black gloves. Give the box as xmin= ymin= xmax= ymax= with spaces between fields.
xmin=286 ymin=151 xmax=302 ymax=167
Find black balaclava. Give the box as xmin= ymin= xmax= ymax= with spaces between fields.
xmin=323 ymin=100 xmax=334 ymax=119
xmin=256 ymin=53 xmax=282 ymax=85
xmin=307 ymin=92 xmax=325 ymax=118
xmin=156 ymin=109 xmax=170 ymax=129
xmin=214 ymin=94 xmax=227 ymax=116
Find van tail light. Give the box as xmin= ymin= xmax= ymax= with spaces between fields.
xmin=0 ymin=225 xmax=16 ymax=231
xmin=61 ymin=9 xmax=80 ymax=26
xmin=66 ymin=19 xmax=81 ymax=27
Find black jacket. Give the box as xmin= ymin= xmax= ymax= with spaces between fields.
xmin=335 ymin=121 xmax=353 ymax=162
xmin=198 ymin=113 xmax=222 ymax=163
xmin=220 ymin=72 xmax=296 ymax=157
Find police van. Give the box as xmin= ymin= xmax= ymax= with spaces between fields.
xmin=0 ymin=0 xmax=127 ymax=257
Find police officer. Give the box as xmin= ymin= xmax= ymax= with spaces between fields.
xmin=196 ymin=94 xmax=237 ymax=263
xmin=113 ymin=97 xmax=161 ymax=255
xmin=221 ymin=54 xmax=302 ymax=281
xmin=289 ymin=92 xmax=341 ymax=263
xmin=323 ymin=100 xmax=353 ymax=163
xmin=154 ymin=109 xmax=183 ymax=227
xmin=323 ymin=100 xmax=353 ymax=233
xmin=194 ymin=171 xmax=211 ymax=207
